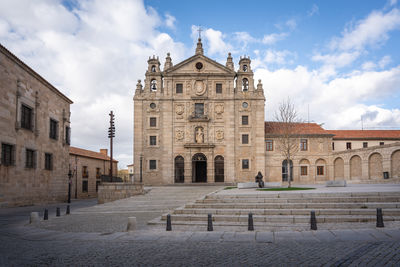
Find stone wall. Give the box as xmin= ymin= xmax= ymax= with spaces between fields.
xmin=0 ymin=44 xmax=72 ymax=207
xmin=97 ymin=183 xmax=144 ymax=204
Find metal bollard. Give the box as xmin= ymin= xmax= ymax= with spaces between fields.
xmin=310 ymin=211 xmax=317 ymax=230
xmin=166 ymin=214 xmax=172 ymax=231
xmin=66 ymin=205 xmax=70 ymax=215
xmin=207 ymin=214 xmax=213 ymax=231
xmin=56 ymin=207 xmax=60 ymax=217
xmin=44 ymin=209 xmax=48 ymax=220
xmin=376 ymin=208 xmax=384 ymax=228
xmin=248 ymin=213 xmax=254 ymax=231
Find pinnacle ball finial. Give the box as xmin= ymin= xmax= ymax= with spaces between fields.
xmin=167 ymin=52 xmax=170 ymax=57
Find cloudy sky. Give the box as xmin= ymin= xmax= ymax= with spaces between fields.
xmin=1 ymin=0 xmax=400 ymax=169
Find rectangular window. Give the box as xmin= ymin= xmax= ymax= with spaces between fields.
xmin=25 ymin=149 xmax=36 ymax=169
xmin=45 ymin=153 xmax=53 ymax=170
xmin=380 ymin=142 xmax=384 ymax=146
xmin=82 ymin=166 xmax=88 ymax=178
xmin=96 ymin=168 xmax=101 ymax=178
xmin=242 ymin=115 xmax=248 ymax=125
xmin=363 ymin=142 xmax=368 ymax=148
xmin=216 ymin=83 xmax=222 ymax=94
xmin=242 ymin=134 xmax=249 ymax=144
xmin=242 ymin=159 xmax=249 ymax=169
xmin=49 ymin=119 xmax=58 ymax=140
xmin=346 ymin=142 xmax=352 ymax=150
xmin=176 ymin=83 xmax=183 ymax=94
xmin=150 ymin=117 xmax=157 ymax=127
xmin=150 ymin=136 xmax=157 ymax=146
xmin=332 ymin=142 xmax=335 ymax=151
xmin=65 ymin=126 xmax=71 ymax=145
xmin=301 ymin=166 xmax=308 ymax=176
xmin=317 ymin=166 xmax=324 ymax=175
xmin=266 ymin=140 xmax=273 ymax=151
xmin=300 ymin=139 xmax=308 ymax=151
xmin=21 ymin=104 xmax=33 ymax=130
xmin=149 ymin=160 xmax=157 ymax=170
xmin=1 ymin=143 xmax=15 ymax=166
xmin=194 ymin=103 xmax=204 ymax=118
xmin=82 ymin=180 xmax=88 ymax=193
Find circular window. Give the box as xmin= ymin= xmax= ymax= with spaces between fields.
xmin=150 ymin=103 xmax=156 ymax=109
xmin=242 ymin=102 xmax=248 ymax=108
xmin=195 ymin=62 xmax=203 ymax=70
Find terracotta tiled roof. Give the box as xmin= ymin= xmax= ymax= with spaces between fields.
xmin=265 ymin=122 xmax=330 ymax=135
xmin=69 ymin=146 xmax=118 ymax=162
xmin=326 ymin=130 xmax=400 ymax=140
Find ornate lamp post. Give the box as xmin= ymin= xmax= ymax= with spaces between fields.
xmin=140 ymin=153 xmax=143 ymax=183
xmin=68 ymin=169 xmax=72 ymax=203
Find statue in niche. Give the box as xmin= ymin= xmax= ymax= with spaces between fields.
xmin=195 ymin=127 xmax=204 ymax=143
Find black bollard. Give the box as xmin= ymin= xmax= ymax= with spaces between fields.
xmin=248 ymin=213 xmax=254 ymax=231
xmin=310 ymin=211 xmax=317 ymax=230
xmin=66 ymin=205 xmax=70 ymax=215
xmin=44 ymin=209 xmax=48 ymax=220
xmin=376 ymin=208 xmax=384 ymax=228
xmin=207 ymin=214 xmax=213 ymax=231
xmin=166 ymin=214 xmax=172 ymax=231
xmin=56 ymin=207 xmax=60 ymax=217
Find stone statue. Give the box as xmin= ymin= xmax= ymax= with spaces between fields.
xmin=196 ymin=127 xmax=204 ymax=143
xmin=255 ymin=171 xmax=264 ymax=188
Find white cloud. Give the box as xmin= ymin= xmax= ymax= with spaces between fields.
xmin=312 ymin=51 xmax=361 ymax=68
xmin=330 ymin=8 xmax=400 ymax=51
xmin=389 ymin=0 xmax=398 ymax=7
xmin=165 ymin=13 xmax=176 ymax=29
xmin=379 ymin=55 xmax=392 ymax=68
xmin=203 ymin=28 xmax=232 ymax=56
xmin=255 ymin=65 xmax=400 ymax=129
xmin=286 ymin=19 xmax=297 ymax=30
xmin=308 ymin=4 xmax=319 ymax=17
xmin=362 ymin=61 xmax=376 ymax=70
xmin=263 ymin=49 xmax=296 ymax=65
xmin=262 ymin=32 xmax=288 ymax=44
xmin=0 ymin=0 xmax=186 ymax=168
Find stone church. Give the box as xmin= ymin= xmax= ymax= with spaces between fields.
xmin=134 ymin=38 xmax=400 ymax=185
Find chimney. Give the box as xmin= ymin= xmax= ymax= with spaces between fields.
xmin=100 ymin=149 xmax=108 ymax=156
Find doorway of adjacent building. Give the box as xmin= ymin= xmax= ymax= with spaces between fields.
xmin=282 ymin=159 xmax=293 ymax=181
xmin=174 ymin=156 xmax=184 ymax=183
xmin=214 ymin=155 xmax=224 ymax=182
xmin=192 ymin=153 xmax=207 ymax=183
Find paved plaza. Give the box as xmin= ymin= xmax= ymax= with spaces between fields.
xmin=0 ymin=184 xmax=400 ymax=266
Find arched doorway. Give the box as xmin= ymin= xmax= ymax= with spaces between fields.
xmin=369 ymin=153 xmax=383 ymax=179
xmin=174 ymin=156 xmax=184 ymax=183
xmin=392 ymin=150 xmax=400 ymax=178
xmin=214 ymin=156 xmax=224 ymax=182
xmin=350 ymin=155 xmax=362 ymax=180
xmin=334 ymin=157 xmax=344 ymax=180
xmin=282 ymin=159 xmax=293 ymax=182
xmin=192 ymin=153 xmax=207 ymax=183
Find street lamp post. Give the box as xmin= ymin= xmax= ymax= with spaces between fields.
xmin=68 ymin=169 xmax=72 ymax=203
xmin=140 ymin=153 xmax=143 ymax=183
xmin=108 ymin=111 xmax=115 ymax=182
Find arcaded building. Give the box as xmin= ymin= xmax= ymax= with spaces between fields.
xmin=133 ymin=39 xmax=400 ymax=185
xmin=0 ymin=44 xmax=72 ymax=206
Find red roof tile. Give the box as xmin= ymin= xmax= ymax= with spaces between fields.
xmin=69 ymin=146 xmax=118 ymax=162
xmin=265 ymin=122 xmax=329 ymax=135
xmin=326 ymin=130 xmax=400 ymax=140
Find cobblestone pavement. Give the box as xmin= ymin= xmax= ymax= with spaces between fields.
xmin=1 ymin=185 xmax=400 ymax=266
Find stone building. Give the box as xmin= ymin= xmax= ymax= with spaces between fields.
xmin=134 ymin=38 xmax=265 ymax=185
xmin=133 ymin=39 xmax=400 ymax=185
xmin=0 ymin=44 xmax=72 ymax=206
xmin=127 ymin=163 xmax=134 ymax=182
xmin=69 ymin=147 xmax=118 ymax=199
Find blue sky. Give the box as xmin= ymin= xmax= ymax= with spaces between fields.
xmin=0 ymin=0 xmax=399 ymax=168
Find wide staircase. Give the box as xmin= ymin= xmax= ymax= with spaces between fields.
xmin=152 ymin=191 xmax=400 ymax=230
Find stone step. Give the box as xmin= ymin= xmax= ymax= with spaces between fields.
xmin=174 ymin=208 xmax=400 ymax=216
xmin=161 ymin=214 xmax=400 ymax=224
xmin=186 ymin=202 xmax=400 ymax=209
xmin=207 ymin=192 xmax=400 ymax=199
xmin=198 ymin=196 xmax=400 ymax=204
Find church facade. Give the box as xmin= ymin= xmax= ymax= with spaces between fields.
xmin=134 ymin=39 xmax=400 ymax=185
